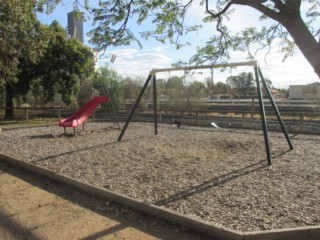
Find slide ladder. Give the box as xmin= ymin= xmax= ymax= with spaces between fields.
xmin=94 ymin=84 xmax=121 ymax=129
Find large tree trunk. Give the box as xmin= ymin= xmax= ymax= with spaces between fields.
xmin=5 ymin=83 xmax=15 ymax=119
xmin=280 ymin=14 xmax=320 ymax=79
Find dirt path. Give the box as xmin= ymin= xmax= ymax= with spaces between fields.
xmin=0 ymin=161 xmax=214 ymax=240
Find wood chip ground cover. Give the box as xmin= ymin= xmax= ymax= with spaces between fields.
xmin=0 ymin=122 xmax=319 ymax=232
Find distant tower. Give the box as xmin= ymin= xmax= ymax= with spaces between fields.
xmin=67 ymin=11 xmax=84 ymax=43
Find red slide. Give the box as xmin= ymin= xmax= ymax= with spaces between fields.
xmin=59 ymin=96 xmax=110 ymax=128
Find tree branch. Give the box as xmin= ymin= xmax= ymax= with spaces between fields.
xmin=205 ymin=0 xmax=281 ymax=26
xmin=230 ymin=0 xmax=281 ymax=22
xmin=205 ymin=0 xmax=232 ymax=62
xmin=204 ymin=0 xmax=282 ymax=65
xmin=270 ymin=0 xmax=285 ymax=12
xmin=284 ymin=0 xmax=302 ymax=14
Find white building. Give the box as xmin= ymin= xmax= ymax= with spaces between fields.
xmin=288 ymin=82 xmax=320 ymax=100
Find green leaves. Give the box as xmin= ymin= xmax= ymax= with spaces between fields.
xmin=226 ymin=72 xmax=256 ymax=98
xmin=15 ymin=21 xmax=95 ymax=106
xmin=93 ymin=66 xmax=125 ymax=109
xmin=0 ymin=0 xmax=45 ymax=84
xmin=88 ymin=0 xmax=201 ymax=56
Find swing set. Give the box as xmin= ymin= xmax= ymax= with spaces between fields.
xmin=117 ymin=60 xmax=293 ymax=165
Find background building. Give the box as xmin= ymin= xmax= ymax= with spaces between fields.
xmin=67 ymin=11 xmax=84 ymax=43
xmin=289 ymin=82 xmax=320 ymax=100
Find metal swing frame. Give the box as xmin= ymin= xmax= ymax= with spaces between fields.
xmin=117 ymin=60 xmax=293 ymax=165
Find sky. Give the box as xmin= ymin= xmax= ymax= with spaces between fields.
xmin=37 ymin=1 xmax=320 ymax=89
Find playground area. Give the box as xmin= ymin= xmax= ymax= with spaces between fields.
xmin=0 ymin=122 xmax=319 ymax=232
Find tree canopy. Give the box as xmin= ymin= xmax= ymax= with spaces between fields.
xmin=93 ymin=66 xmax=125 ymax=109
xmin=0 ymin=0 xmax=47 ymax=85
xmin=2 ymin=0 xmax=319 ymax=117
xmin=47 ymin=0 xmax=320 ymax=79
xmin=227 ymin=72 xmax=256 ymax=98
xmin=1 ymin=0 xmax=52 ymax=118
xmin=2 ymin=18 xmax=95 ymax=118
xmin=34 ymin=21 xmax=95 ymax=106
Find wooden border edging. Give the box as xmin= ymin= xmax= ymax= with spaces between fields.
xmin=243 ymin=226 xmax=320 ymax=240
xmin=1 ymin=153 xmax=319 ymax=240
xmin=0 ymin=153 xmax=242 ymax=240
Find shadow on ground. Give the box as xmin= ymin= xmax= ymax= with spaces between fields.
xmin=0 ymin=161 xmax=215 ymax=240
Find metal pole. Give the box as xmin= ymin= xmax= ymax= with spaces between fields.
xmin=254 ymin=67 xmax=272 ymax=165
xmin=258 ymin=68 xmax=293 ymax=150
xmin=101 ymin=85 xmax=121 ymax=129
xmin=25 ymin=109 xmax=29 ymax=121
xmin=210 ymin=68 xmax=214 ymax=100
xmin=93 ymin=83 xmax=120 ymax=128
xmin=153 ymin=75 xmax=158 ymax=135
xmin=117 ymin=75 xmax=153 ymax=141
xmin=58 ymin=109 xmax=61 ymax=121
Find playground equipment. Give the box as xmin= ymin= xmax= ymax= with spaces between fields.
xmin=94 ymin=83 xmax=121 ymax=129
xmin=59 ymin=96 xmax=109 ymax=135
xmin=173 ymin=120 xmax=181 ymax=128
xmin=59 ymin=84 xmax=120 ymax=135
xmin=211 ymin=122 xmax=221 ymax=129
xmin=117 ymin=60 xmax=293 ymax=166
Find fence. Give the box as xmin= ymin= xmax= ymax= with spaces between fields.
xmin=1 ymin=105 xmax=320 ymax=134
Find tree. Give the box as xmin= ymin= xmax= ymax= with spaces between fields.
xmin=0 ymin=0 xmax=49 ymax=118
xmin=4 ymin=20 xmax=95 ymax=116
xmin=188 ymin=81 xmax=207 ymax=98
xmin=164 ymin=76 xmax=185 ymax=109
xmin=226 ymin=72 xmax=256 ymax=98
xmin=71 ymin=0 xmax=320 ymax=79
xmin=213 ymin=82 xmax=229 ymax=95
xmin=184 ymin=81 xmax=207 ymax=110
xmin=122 ymin=77 xmax=141 ymax=100
xmin=93 ymin=66 xmax=125 ymax=109
xmin=277 ymin=88 xmax=289 ymax=99
xmin=77 ymin=79 xmax=94 ymax=107
xmin=166 ymin=76 xmax=184 ymax=90
xmin=35 ymin=21 xmax=95 ymax=106
xmin=0 ymin=0 xmax=45 ymax=84
xmin=263 ymin=77 xmax=273 ymax=89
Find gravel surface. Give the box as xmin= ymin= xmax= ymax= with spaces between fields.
xmin=0 ymin=122 xmax=319 ymax=232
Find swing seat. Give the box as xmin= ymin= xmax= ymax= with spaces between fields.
xmin=173 ymin=120 xmax=181 ymax=127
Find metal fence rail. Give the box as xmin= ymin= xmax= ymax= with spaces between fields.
xmin=1 ymin=107 xmax=320 ymax=134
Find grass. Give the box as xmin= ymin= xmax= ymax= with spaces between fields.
xmin=0 ymin=118 xmax=57 ymax=128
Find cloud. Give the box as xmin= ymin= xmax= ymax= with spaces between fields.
xmin=97 ymin=48 xmax=172 ymax=77
xmin=252 ymin=50 xmax=318 ymax=87
xmin=187 ymin=2 xmax=265 ymax=33
xmin=152 ymin=46 xmax=168 ymax=52
xmin=225 ymin=5 xmax=273 ymax=33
